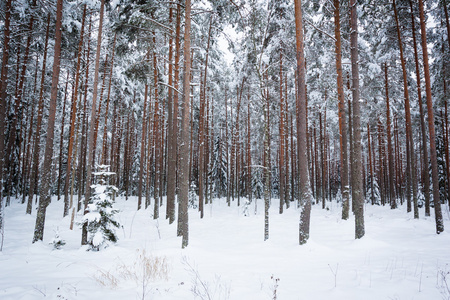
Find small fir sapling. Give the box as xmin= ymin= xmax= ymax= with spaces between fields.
xmin=49 ymin=227 xmax=66 ymax=249
xmin=80 ymin=165 xmax=120 ymax=251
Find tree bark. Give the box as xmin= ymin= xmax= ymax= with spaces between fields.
xmin=83 ymin=0 xmax=105 ymax=244
xmin=33 ymin=0 xmax=64 ymax=242
xmin=64 ymin=5 xmax=87 ymax=217
xmin=26 ymin=14 xmax=51 ymax=215
xmin=350 ymin=0 xmax=365 ymax=239
xmin=294 ymin=0 xmax=313 ymax=245
xmin=333 ymin=0 xmax=350 ymax=220
xmin=417 ymin=0 xmax=444 ymax=233
xmin=178 ymin=0 xmax=192 ymax=248
xmin=393 ymin=0 xmax=418 ymax=217
xmin=384 ymin=64 xmax=396 ymax=209
xmin=166 ymin=5 xmax=177 ymax=224
xmin=334 ymin=0 xmax=350 ymax=220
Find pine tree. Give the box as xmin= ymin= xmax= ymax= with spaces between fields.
xmin=80 ymin=165 xmax=120 ymax=251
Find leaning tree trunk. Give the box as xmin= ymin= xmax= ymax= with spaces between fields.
xmin=294 ymin=0 xmax=313 ymax=245
xmin=350 ymin=0 xmax=365 ymax=239
xmin=417 ymin=0 xmax=444 ymax=233
xmin=33 ymin=0 xmax=64 ymax=242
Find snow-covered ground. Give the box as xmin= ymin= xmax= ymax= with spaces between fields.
xmin=1 ymin=196 xmax=449 ymax=300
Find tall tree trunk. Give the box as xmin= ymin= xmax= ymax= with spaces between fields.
xmin=294 ymin=0 xmax=313 ymax=245
xmin=334 ymin=0 xmax=350 ymax=220
xmin=0 ymin=0 xmax=13 ymax=250
xmin=56 ymin=72 xmax=70 ymax=201
xmin=393 ymin=0 xmax=418 ymax=217
xmin=350 ymin=0 xmax=365 ymax=239
xmin=138 ymin=84 xmax=148 ymax=210
xmin=225 ymin=88 xmax=230 ymax=206
xmin=198 ymin=16 xmax=213 ymax=219
xmin=279 ymin=51 xmax=285 ymax=214
xmin=166 ymin=5 xmax=177 ymax=224
xmin=64 ymin=5 xmax=87 ymax=217
xmin=378 ymin=120 xmax=386 ymax=206
xmin=33 ymin=0 xmax=64 ymax=242
xmin=264 ymin=70 xmax=270 ymax=241
xmin=384 ymin=64 xmax=396 ymax=209
xmin=247 ymin=96 xmax=252 ymax=203
xmin=83 ymin=0 xmax=105 ymax=245
xmin=445 ymin=100 xmax=450 ymax=209
xmin=368 ymin=124 xmax=375 ymax=204
xmin=153 ymin=43 xmax=161 ymax=220
xmin=178 ymin=0 xmax=192 ymax=248
xmin=409 ymin=0 xmax=431 ymax=216
xmin=26 ymin=14 xmax=51 ymax=215
xmin=333 ymin=0 xmax=350 ymax=220
xmin=417 ymin=0 xmax=444 ymax=233
xmin=21 ymin=55 xmax=40 ymax=204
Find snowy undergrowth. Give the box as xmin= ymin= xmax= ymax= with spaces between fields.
xmin=0 ymin=196 xmax=449 ymax=300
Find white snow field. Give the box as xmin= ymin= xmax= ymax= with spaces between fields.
xmin=1 ymin=196 xmax=449 ymax=300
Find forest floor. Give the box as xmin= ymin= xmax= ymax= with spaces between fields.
xmin=1 ymin=195 xmax=450 ymax=300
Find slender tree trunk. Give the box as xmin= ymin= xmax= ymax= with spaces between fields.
xmin=247 ymin=96 xmax=252 ymax=203
xmin=138 ymin=84 xmax=149 ymax=210
xmin=21 ymin=55 xmax=40 ymax=204
xmin=320 ymin=110 xmax=326 ymax=209
xmin=225 ymin=88 xmax=230 ymax=206
xmin=378 ymin=120 xmax=386 ymax=206
xmin=393 ymin=0 xmax=418 ymax=217
xmin=56 ymin=72 xmax=70 ymax=201
xmin=153 ymin=44 xmax=161 ymax=220
xmin=417 ymin=0 xmax=444 ymax=233
xmin=350 ymin=0 xmax=365 ymax=239
xmin=445 ymin=100 xmax=450 ymax=209
xmin=334 ymin=0 xmax=350 ymax=220
xmin=64 ymin=5 xmax=87 ymax=217
xmin=294 ymin=0 xmax=313 ymax=245
xmin=26 ymin=14 xmax=51 ymax=215
xmin=178 ymin=0 xmax=192 ymax=248
xmin=264 ymin=70 xmax=270 ymax=241
xmin=384 ymin=64 xmax=396 ymax=209
xmin=279 ymin=51 xmax=285 ymax=214
xmin=33 ymin=0 xmax=63 ymax=242
xmin=99 ymin=34 xmax=117 ymax=165
xmin=333 ymin=0 xmax=350 ymax=220
xmin=368 ymin=124 xmax=375 ymax=204
xmin=409 ymin=0 xmax=431 ymax=216
xmin=166 ymin=5 xmax=177 ymax=223
xmin=0 ymin=0 xmax=13 ymax=250
xmin=83 ymin=0 xmax=105 ymax=244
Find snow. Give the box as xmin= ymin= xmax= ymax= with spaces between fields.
xmin=1 ymin=196 xmax=450 ymax=299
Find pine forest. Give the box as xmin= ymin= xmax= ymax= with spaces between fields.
xmin=0 ymin=0 xmax=450 ymax=298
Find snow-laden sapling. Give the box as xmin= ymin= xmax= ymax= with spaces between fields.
xmin=49 ymin=227 xmax=66 ymax=250
xmin=80 ymin=165 xmax=120 ymax=251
